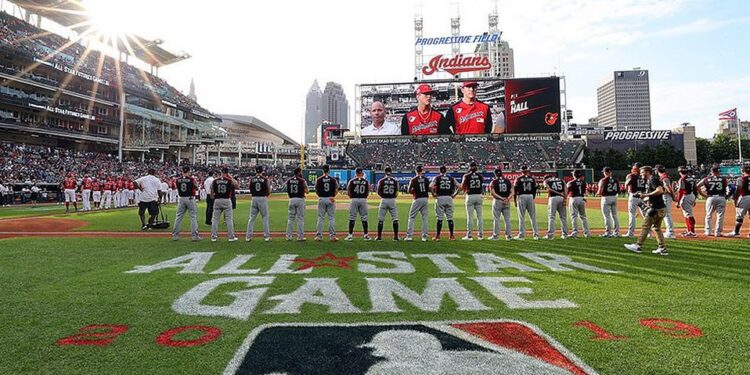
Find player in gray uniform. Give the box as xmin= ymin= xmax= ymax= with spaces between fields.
xmin=625 ymin=163 xmax=645 ymax=237
xmin=656 ymin=165 xmax=676 ymax=238
xmin=405 ymin=166 xmax=430 ymax=241
xmin=544 ymin=174 xmax=568 ymax=239
xmin=513 ymin=166 xmax=539 ymax=240
xmin=210 ymin=167 xmax=239 ymax=242
xmin=598 ymin=166 xmax=621 ymax=238
xmin=489 ymin=168 xmax=513 ymax=240
xmin=675 ymin=167 xmax=697 ymax=237
xmin=726 ymin=165 xmax=750 ymax=237
xmin=246 ymin=166 xmax=272 ymax=242
xmin=172 ymin=166 xmax=201 ymax=241
xmin=315 ymin=165 xmax=339 ymax=241
xmin=430 ymin=165 xmax=459 ymax=241
xmin=285 ymin=167 xmax=308 ymax=241
xmin=697 ymin=167 xmax=729 ymax=237
xmin=376 ymin=166 xmax=400 ymax=241
xmin=461 ymin=162 xmax=485 ymax=240
xmin=567 ymin=170 xmax=591 ymax=238
xmin=345 ymin=167 xmax=371 ymax=241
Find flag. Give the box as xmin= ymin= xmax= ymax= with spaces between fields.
xmin=719 ymin=108 xmax=737 ymax=121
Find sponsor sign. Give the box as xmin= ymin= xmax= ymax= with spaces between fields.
xmin=224 ymin=320 xmax=596 ymax=375
xmin=603 ymin=131 xmax=671 ymax=141
xmin=415 ymin=32 xmax=501 ymax=46
xmin=29 ymin=103 xmax=96 ymax=121
xmin=361 ymin=137 xmax=411 ymax=144
xmin=422 ymin=54 xmax=492 ymax=76
xmin=504 ymin=77 xmax=561 ymax=134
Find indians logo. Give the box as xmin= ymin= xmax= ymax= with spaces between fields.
xmin=545 ymin=112 xmax=559 ymax=126
xmin=422 ymin=54 xmax=492 ymax=76
xmin=224 ymin=320 xmax=597 ymax=374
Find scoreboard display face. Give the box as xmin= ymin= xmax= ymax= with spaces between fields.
xmin=358 ymin=77 xmax=561 ymax=137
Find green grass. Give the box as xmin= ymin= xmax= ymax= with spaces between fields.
xmin=0 ymin=236 xmax=748 ymax=374
xmin=0 ymin=204 xmax=69 ymax=219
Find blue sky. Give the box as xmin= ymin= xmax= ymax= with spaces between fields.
xmin=4 ymin=0 xmax=747 ymax=140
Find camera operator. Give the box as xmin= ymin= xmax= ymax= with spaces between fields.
xmin=624 ymin=166 xmax=668 ymax=256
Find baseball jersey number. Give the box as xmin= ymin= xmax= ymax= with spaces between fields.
xmin=180 ymin=183 xmax=188 ymax=192
xmin=551 ymin=181 xmax=563 ymax=191
xmin=354 ymin=185 xmax=366 ymax=194
xmin=498 ymin=183 xmax=508 ymax=193
xmin=417 ymin=182 xmax=426 ymax=193
xmin=255 ymin=182 xmax=262 ymax=192
xmin=290 ymin=184 xmax=299 ymax=194
xmin=523 ymin=182 xmax=532 ymax=191
xmin=470 ymin=180 xmax=482 ymax=189
xmin=383 ymin=185 xmax=395 ymax=195
xmin=323 ymin=182 xmax=330 ymax=191
xmin=217 ymin=185 xmax=227 ymax=194
xmin=439 ymin=180 xmax=452 ymax=190
xmin=708 ymin=182 xmax=722 ymax=192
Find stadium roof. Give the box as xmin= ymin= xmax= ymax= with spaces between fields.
xmin=221 ymin=114 xmax=299 ymax=146
xmin=8 ymin=0 xmax=190 ymax=67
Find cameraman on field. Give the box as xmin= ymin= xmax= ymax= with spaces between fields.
xmin=624 ymin=166 xmax=669 ymax=256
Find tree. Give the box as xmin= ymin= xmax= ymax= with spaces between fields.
xmin=710 ymin=133 xmax=737 ymax=163
xmin=696 ymin=138 xmax=711 ymax=166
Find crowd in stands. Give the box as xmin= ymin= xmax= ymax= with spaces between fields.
xmin=346 ymin=140 xmax=585 ymax=171
xmin=0 ymin=11 xmax=211 ymax=113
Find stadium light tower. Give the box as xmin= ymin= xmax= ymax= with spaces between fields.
xmin=450 ymin=3 xmax=461 ymax=57
xmin=414 ymin=9 xmax=424 ymax=81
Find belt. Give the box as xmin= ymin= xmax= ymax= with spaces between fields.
xmin=179 ymin=196 xmax=194 ymax=199
xmin=708 ymin=195 xmax=725 ymax=198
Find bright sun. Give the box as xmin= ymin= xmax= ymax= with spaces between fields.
xmin=84 ymin=0 xmax=135 ymax=37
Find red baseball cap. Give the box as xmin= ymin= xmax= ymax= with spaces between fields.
xmin=462 ymin=81 xmax=479 ymax=88
xmin=415 ymin=84 xmax=435 ymax=95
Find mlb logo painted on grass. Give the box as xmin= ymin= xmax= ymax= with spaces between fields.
xmin=224 ymin=320 xmax=597 ymax=375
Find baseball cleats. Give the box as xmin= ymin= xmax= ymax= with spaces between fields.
xmin=489 ymin=235 xmax=499 ymax=241
xmin=297 ymin=237 xmax=307 ymax=242
xmin=421 ymin=235 xmax=428 ymax=242
xmin=344 ymin=234 xmax=354 ymax=241
xmin=505 ymin=235 xmax=512 ymax=241
xmin=533 ymin=235 xmax=540 ymax=241
xmin=192 ymin=236 xmax=201 ymax=242
xmin=432 ymin=236 xmax=441 ymax=241
xmin=512 ymin=235 xmax=525 ymax=241
xmin=364 ymin=234 xmax=372 ymax=241
xmin=245 ymin=237 xmax=252 ymax=242
xmin=600 ymin=233 xmax=611 ymax=238
xmin=461 ymin=236 xmax=473 ymax=241
xmin=264 ymin=237 xmax=272 ymax=242
xmin=210 ymin=238 xmax=217 ymax=242
xmin=330 ymin=237 xmax=339 ymax=242
xmin=228 ymin=237 xmax=238 ymax=242
xmin=725 ymin=232 xmax=739 ymax=238
xmin=624 ymin=244 xmax=642 ymax=254
xmin=375 ymin=237 xmax=383 ymax=241
xmin=477 ymin=235 xmax=484 ymax=241
xmin=449 ymin=235 xmax=456 ymax=241
xmin=404 ymin=236 xmax=413 ymax=242
xmin=314 ymin=236 xmax=323 ymax=242
xmin=665 ymin=233 xmax=676 ymax=239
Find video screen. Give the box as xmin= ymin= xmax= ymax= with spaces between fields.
xmin=358 ymin=77 xmax=560 ymax=136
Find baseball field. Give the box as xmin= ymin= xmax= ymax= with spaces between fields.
xmin=1 ymin=195 xmax=748 ymax=374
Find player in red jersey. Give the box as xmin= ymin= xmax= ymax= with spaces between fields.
xmin=401 ymin=84 xmax=444 ymax=135
xmin=62 ymin=173 xmax=78 ymax=213
xmin=441 ymin=81 xmax=493 ymax=135
xmin=91 ymin=177 xmax=102 ymax=209
xmin=81 ymin=173 xmax=93 ymax=211
xmin=102 ymin=177 xmax=114 ymax=209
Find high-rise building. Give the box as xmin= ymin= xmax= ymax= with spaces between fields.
xmin=716 ymin=119 xmax=750 ymax=139
xmin=597 ymin=69 xmax=652 ymax=131
xmin=473 ymin=40 xmax=514 ymax=79
xmin=304 ymin=80 xmax=322 ymax=144
xmin=188 ymin=78 xmax=197 ymax=102
xmin=322 ymin=81 xmax=349 ymax=129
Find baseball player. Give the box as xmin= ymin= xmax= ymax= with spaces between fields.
xmin=697 ymin=167 xmax=729 ymax=237
xmin=675 ymin=167 xmax=697 ymax=237
xmin=625 ymin=162 xmax=646 ymax=237
xmin=159 ymin=177 xmax=169 ymax=205
xmin=376 ymin=166 xmax=400 ymax=241
xmin=727 ymin=165 xmax=750 ymax=237
xmin=285 ymin=167 xmax=308 ymax=241
xmin=461 ymin=162 xmax=485 ymax=240
xmin=441 ymin=81 xmax=493 ymax=134
xmin=81 ymin=173 xmax=93 ymax=211
xmin=624 ymin=166 xmax=669 ymax=256
xmin=346 ymin=167 xmax=371 ymax=241
xmin=656 ymin=165 xmax=676 ymax=238
xmin=62 ymin=172 xmax=77 ymax=213
xmin=246 ymin=166 xmax=272 ymax=242
xmin=544 ymin=174 xmax=568 ymax=239
xmin=405 ymin=165 xmax=430 ymax=242
xmin=401 ymin=84 xmax=444 ymax=135
xmin=210 ymin=167 xmax=239 ymax=242
xmin=513 ymin=166 xmax=539 ymax=240
xmin=567 ymin=170 xmax=591 ymax=238
xmin=598 ymin=167 xmax=621 ymax=238
xmin=172 ymin=166 xmax=201 ymax=241
xmin=431 ymin=165 xmax=459 ymax=240
xmin=315 ymin=165 xmax=338 ymax=242
xmin=488 ymin=168 xmax=513 ymax=240
xmin=102 ymin=177 xmax=113 ymax=209
xmin=91 ymin=177 xmax=101 ymax=210
xmin=203 ymin=171 xmax=216 ymax=226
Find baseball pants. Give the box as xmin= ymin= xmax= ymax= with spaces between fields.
xmin=316 ymin=198 xmax=336 ymax=238
xmin=378 ymin=198 xmax=398 ymax=222
xmin=569 ymin=196 xmax=590 ymax=236
xmin=547 ymin=196 xmax=568 ymax=237
xmin=349 ymin=198 xmax=369 ymax=221
xmin=601 ymin=196 xmax=620 ymax=235
xmin=465 ymin=194 xmax=483 ymax=238
xmin=492 ymin=198 xmax=512 ymax=238
xmin=102 ymin=191 xmax=112 ymax=209
xmin=516 ymin=194 xmax=538 ymax=237
xmin=92 ymin=191 xmax=101 ymax=207
xmin=246 ymin=196 xmax=270 ymax=239
xmin=435 ymin=196 xmax=455 ymax=221
xmin=64 ymin=189 xmax=76 ymax=203
xmin=406 ymin=197 xmax=429 ymax=238
xmin=680 ymin=194 xmax=696 ymax=218
xmin=82 ymin=189 xmax=91 ymax=211
xmin=663 ymin=195 xmax=674 ymax=235
xmin=211 ymin=198 xmax=235 ymax=240
xmin=286 ymin=197 xmax=306 ymax=240
xmin=627 ymin=194 xmax=643 ymax=235
xmin=173 ymin=197 xmax=199 ymax=240
xmin=705 ymin=196 xmax=726 ymax=235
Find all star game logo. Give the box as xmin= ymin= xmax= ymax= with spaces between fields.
xmin=223 ymin=320 xmax=597 ymax=374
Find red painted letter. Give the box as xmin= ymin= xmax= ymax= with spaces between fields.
xmin=573 ymin=321 xmax=627 ymax=341
xmin=56 ymin=325 xmax=129 ymax=346
xmin=640 ymin=319 xmax=703 ymax=339
xmin=155 ymin=326 xmax=221 ymax=347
